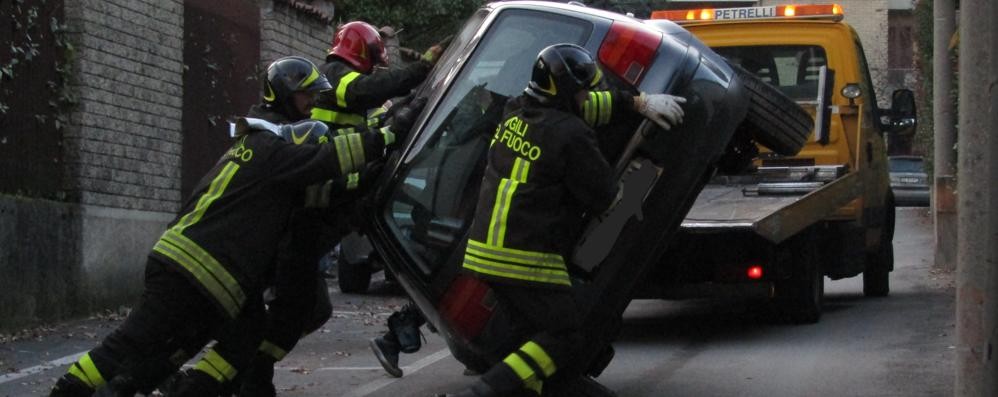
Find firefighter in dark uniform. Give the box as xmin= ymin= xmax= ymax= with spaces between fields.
xmin=47 ymin=56 xmax=395 ymax=397
xmin=440 ymin=44 xmax=685 ymax=397
xmin=310 ymin=20 xmax=442 ymax=130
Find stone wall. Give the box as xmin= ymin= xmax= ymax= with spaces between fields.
xmin=259 ymin=0 xmax=334 ymax=71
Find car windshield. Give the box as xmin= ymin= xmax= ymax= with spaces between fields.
xmin=713 ymin=45 xmax=828 ymax=101
xmin=889 ymin=157 xmax=925 ymax=173
xmin=381 ymin=9 xmax=593 ymax=277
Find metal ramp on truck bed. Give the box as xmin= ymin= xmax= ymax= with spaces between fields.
xmin=681 ymin=165 xmax=862 ymax=244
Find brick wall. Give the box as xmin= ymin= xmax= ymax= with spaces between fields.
xmin=63 ymin=0 xmax=185 ymax=213
xmin=760 ymin=0 xmax=890 ymax=105
xmin=259 ymin=0 xmax=334 ymax=73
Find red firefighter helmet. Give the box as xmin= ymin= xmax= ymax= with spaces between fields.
xmin=328 ymin=21 xmax=387 ymax=74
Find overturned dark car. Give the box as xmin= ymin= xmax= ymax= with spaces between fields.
xmin=361 ymin=1 xmax=812 ymax=394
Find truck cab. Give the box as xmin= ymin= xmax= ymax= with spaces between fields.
xmin=640 ymin=4 xmax=918 ymax=322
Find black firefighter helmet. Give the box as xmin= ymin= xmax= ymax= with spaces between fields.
xmin=524 ymin=43 xmax=603 ymax=114
xmin=263 ymin=56 xmax=332 ymax=121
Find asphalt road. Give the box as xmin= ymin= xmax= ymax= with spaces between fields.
xmin=0 ymin=208 xmax=954 ymax=396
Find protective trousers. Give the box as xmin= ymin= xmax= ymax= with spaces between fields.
xmin=51 ymin=257 xmax=263 ymax=396
xmin=478 ymin=283 xmax=583 ymax=396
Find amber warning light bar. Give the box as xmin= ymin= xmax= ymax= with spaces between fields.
xmin=651 ymin=4 xmax=844 ymax=23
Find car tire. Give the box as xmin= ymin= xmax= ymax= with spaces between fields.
xmin=338 ymin=257 xmax=372 ymax=294
xmin=774 ymin=230 xmax=823 ymax=324
xmin=864 ymin=194 xmax=895 ymax=297
xmin=728 ymin=61 xmax=814 ymax=156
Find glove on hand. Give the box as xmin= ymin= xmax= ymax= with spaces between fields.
xmin=422 ymin=45 xmax=443 ymax=63
xmin=635 ymin=93 xmax=687 ymax=131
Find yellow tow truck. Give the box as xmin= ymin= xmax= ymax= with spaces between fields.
xmin=637 ymin=4 xmax=918 ymax=322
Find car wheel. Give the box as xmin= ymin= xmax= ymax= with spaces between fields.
xmin=864 ymin=194 xmax=895 ymax=297
xmin=774 ymin=230 xmax=823 ymax=324
xmin=728 ymin=61 xmax=813 ymax=156
xmin=338 ymin=257 xmax=372 ymax=294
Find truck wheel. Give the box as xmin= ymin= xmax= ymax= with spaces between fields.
xmin=338 ymin=257 xmax=372 ymax=293
xmin=774 ymin=231 xmax=824 ymax=324
xmin=728 ymin=61 xmax=813 ymax=156
xmin=864 ymin=195 xmax=895 ymax=297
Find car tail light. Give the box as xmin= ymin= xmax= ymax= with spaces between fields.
xmin=747 ymin=265 xmax=764 ymax=280
xmin=598 ymin=21 xmax=662 ymax=86
xmin=439 ymin=275 xmax=495 ymax=339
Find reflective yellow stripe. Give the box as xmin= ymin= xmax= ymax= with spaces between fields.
xmin=300 ymin=67 xmax=321 ymax=89
xmin=601 ymin=91 xmax=613 ymax=125
xmin=304 ymin=181 xmax=333 ymax=208
xmin=513 ymin=157 xmax=530 ymax=183
xmin=310 ymin=107 xmax=366 ymax=126
xmin=346 ymin=172 xmax=360 ymax=190
xmin=194 ymin=349 xmax=237 ymax=382
xmin=175 ymin=162 xmax=239 ymax=232
xmin=467 ymin=239 xmax=554 ymax=260
xmin=502 ymin=353 xmax=543 ymax=394
xmin=154 ymin=230 xmax=244 ymax=318
xmin=487 ymin=178 xmax=517 ymax=247
xmin=520 ymin=341 xmax=556 ymax=377
xmin=463 ymin=254 xmax=571 ymax=286
xmin=259 ymin=340 xmax=288 ymax=361
xmin=380 ymin=126 xmax=396 ymax=145
xmin=333 ymin=127 xmax=356 ymax=136
xmin=332 ymin=135 xmax=354 ymax=174
xmin=67 ymin=353 xmax=105 ymax=389
xmin=336 ymin=71 xmax=361 ymax=108
xmin=584 ymin=92 xmax=598 ymax=126
xmin=347 ymin=133 xmax=365 ymax=169
xmin=465 ymin=246 xmax=564 ymax=269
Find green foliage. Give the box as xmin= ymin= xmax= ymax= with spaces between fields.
xmin=335 ymin=0 xmax=488 ymax=50
xmin=912 ymin=0 xmax=936 ymax=164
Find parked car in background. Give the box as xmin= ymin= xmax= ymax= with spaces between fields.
xmin=889 ymin=155 xmax=929 ymax=206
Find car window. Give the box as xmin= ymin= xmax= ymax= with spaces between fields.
xmin=383 ymin=10 xmax=593 ymax=276
xmin=889 ymin=157 xmax=924 ymax=173
xmin=713 ymin=45 xmax=827 ymax=101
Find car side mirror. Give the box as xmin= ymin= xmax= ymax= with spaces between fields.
xmin=881 ymin=89 xmax=917 ymax=135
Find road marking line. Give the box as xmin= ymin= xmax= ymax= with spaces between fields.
xmin=0 ymin=351 xmax=85 ymax=384
xmin=341 ymin=348 xmax=451 ymax=397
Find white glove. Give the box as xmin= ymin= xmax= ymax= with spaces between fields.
xmin=635 ymin=93 xmax=687 ymax=131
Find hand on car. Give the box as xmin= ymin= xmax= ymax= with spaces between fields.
xmin=635 ymin=93 xmax=687 ymax=131
xmin=422 ymin=45 xmax=443 ymax=63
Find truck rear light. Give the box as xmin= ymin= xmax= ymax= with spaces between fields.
xmin=598 ymin=21 xmax=662 ymax=86
xmin=747 ymin=265 xmax=764 ymax=279
xmin=439 ymin=274 xmax=495 ymax=340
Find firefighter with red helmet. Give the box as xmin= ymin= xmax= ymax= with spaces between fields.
xmin=311 ymin=21 xmax=441 ymax=129
xmin=437 ymin=44 xmax=685 ymax=397
xmin=47 ymin=56 xmax=396 ymax=397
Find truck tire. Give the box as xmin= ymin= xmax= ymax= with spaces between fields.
xmin=864 ymin=194 xmax=895 ymax=297
xmin=338 ymin=257 xmax=372 ymax=294
xmin=774 ymin=230 xmax=824 ymax=323
xmin=728 ymin=61 xmax=813 ymax=156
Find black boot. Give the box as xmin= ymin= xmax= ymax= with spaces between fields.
xmin=49 ymin=376 xmax=93 ymax=397
xmin=370 ymin=334 xmax=403 ymax=377
xmin=161 ymin=368 xmax=221 ymax=397
xmin=238 ymin=354 xmax=277 ymax=397
xmin=390 ymin=303 xmax=426 ymax=354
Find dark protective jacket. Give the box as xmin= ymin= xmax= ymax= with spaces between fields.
xmin=462 ymin=95 xmax=618 ymax=290
xmin=149 ymin=121 xmax=391 ymax=320
xmin=311 ymin=57 xmax=433 ymax=129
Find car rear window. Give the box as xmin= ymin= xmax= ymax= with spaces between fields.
xmin=713 ymin=45 xmax=828 ymax=101
xmin=889 ymin=157 xmax=925 ymax=173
